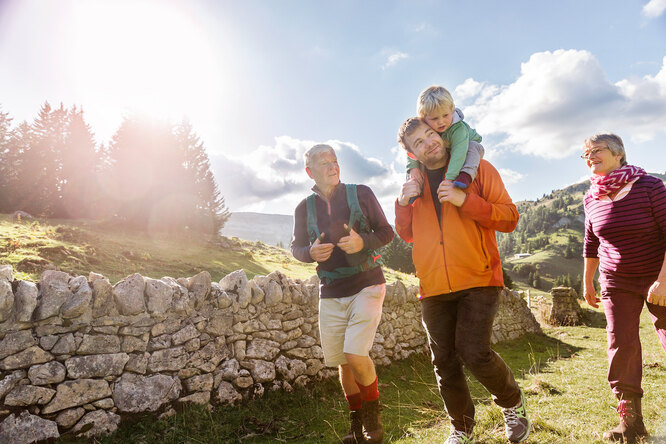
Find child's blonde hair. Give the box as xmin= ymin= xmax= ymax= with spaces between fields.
xmin=417 ymin=86 xmax=454 ymax=117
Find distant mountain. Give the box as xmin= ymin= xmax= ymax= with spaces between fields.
xmin=221 ymin=212 xmax=293 ymax=247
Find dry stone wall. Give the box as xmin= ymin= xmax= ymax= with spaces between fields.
xmin=0 ymin=264 xmax=540 ymax=442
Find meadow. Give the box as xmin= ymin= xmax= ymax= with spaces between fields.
xmin=1 ymin=214 xmax=665 ymax=443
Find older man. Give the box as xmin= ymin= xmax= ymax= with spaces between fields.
xmin=291 ymin=144 xmax=394 ymax=443
xmin=395 ymin=118 xmax=529 ymax=444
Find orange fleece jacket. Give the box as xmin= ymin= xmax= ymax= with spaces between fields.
xmin=395 ymin=159 xmax=518 ymax=298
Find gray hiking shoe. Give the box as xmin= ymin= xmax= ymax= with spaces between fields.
xmin=502 ymin=389 xmax=531 ymax=442
xmin=444 ymin=426 xmax=474 ymax=444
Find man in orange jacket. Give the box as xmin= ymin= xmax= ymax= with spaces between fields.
xmin=395 ymin=117 xmax=530 ymax=444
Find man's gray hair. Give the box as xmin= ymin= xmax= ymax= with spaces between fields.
xmin=304 ymin=144 xmax=336 ymax=167
xmin=584 ymin=133 xmax=627 ymax=166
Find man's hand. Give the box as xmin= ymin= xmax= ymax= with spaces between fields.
xmin=309 ymin=233 xmax=334 ymax=262
xmin=437 ymin=179 xmax=466 ymax=207
xmin=337 ymin=224 xmax=364 ymax=254
xmin=647 ymin=281 xmax=666 ymax=306
xmin=398 ymin=179 xmax=422 ymax=206
xmin=583 ymin=281 xmax=600 ymax=308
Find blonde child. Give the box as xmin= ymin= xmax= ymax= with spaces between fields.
xmin=407 ymin=86 xmax=484 ymax=198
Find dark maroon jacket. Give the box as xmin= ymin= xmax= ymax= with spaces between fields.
xmin=291 ymin=182 xmax=394 ymax=298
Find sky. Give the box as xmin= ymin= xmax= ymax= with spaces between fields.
xmin=1 ymin=0 xmax=666 ymax=221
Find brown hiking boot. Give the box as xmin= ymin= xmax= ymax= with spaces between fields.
xmin=603 ymin=396 xmax=648 ymax=443
xmin=341 ymin=409 xmax=364 ymax=444
xmin=361 ymin=399 xmax=383 ymax=443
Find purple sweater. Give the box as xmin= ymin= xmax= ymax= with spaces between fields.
xmin=291 ymin=182 xmax=394 ymax=298
xmin=584 ymin=175 xmax=666 ymax=292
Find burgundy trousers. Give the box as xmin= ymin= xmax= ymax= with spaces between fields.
xmin=602 ymin=287 xmax=666 ymax=398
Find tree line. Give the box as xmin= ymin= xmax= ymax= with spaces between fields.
xmin=0 ymin=102 xmax=229 ymax=235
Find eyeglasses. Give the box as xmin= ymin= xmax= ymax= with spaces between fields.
xmin=580 ymin=147 xmax=609 ymax=159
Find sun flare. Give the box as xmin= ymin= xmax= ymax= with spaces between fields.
xmin=60 ymin=1 xmax=224 ymax=122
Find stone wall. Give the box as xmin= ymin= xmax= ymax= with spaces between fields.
xmin=0 ymin=264 xmax=540 ymax=442
xmin=549 ymin=286 xmax=583 ymax=326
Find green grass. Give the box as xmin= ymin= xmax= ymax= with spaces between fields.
xmin=56 ymin=308 xmax=666 ymax=443
xmin=0 ymin=214 xmax=416 ymax=286
xmin=5 ymin=214 xmax=664 ymax=442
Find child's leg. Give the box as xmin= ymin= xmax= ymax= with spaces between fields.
xmin=454 ymin=142 xmax=485 ymax=188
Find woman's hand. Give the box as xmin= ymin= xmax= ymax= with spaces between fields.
xmin=583 ymin=282 xmax=600 ymax=308
xmin=647 ymin=281 xmax=666 ymax=306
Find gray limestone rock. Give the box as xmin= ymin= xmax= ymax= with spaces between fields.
xmin=41 ymin=379 xmax=112 ymax=414
xmin=216 ymin=380 xmax=242 ymax=405
xmin=112 ymin=273 xmax=146 ymax=315
xmin=245 ymin=338 xmax=280 ymax=360
xmin=0 ymin=277 xmax=13 ymax=322
xmin=187 ymin=271 xmax=212 ymax=309
xmin=72 ymin=410 xmax=120 ymax=438
xmin=184 ymin=374 xmax=214 ymax=393
xmin=0 ymin=346 xmax=53 ymax=371
xmin=144 ymin=277 xmax=174 ymax=314
xmin=4 ymin=384 xmax=56 ymax=406
xmin=241 ymin=359 xmax=276 ymax=383
xmin=219 ymin=270 xmax=251 ymax=308
xmin=172 ymin=323 xmax=199 ymax=345
xmin=148 ymin=346 xmax=188 ymax=372
xmin=112 ymin=373 xmax=181 ymax=413
xmin=51 ymin=333 xmax=76 ymax=355
xmin=0 ymin=264 xmax=13 ymax=281
xmin=0 ymin=370 xmax=26 ymax=399
xmin=275 ymin=355 xmax=307 ymax=381
xmin=89 ymin=273 xmax=115 ymax=318
xmin=0 ymin=330 xmax=37 ymax=360
xmin=60 ymin=275 xmax=92 ymax=319
xmin=65 ymin=353 xmax=129 ymax=379
xmin=0 ymin=411 xmax=59 ymax=443
xmin=12 ymin=281 xmax=38 ymax=323
xmin=77 ymin=334 xmax=121 ymax=355
xmin=28 ymin=361 xmax=66 ymax=385
xmin=34 ymin=270 xmax=72 ymax=321
xmin=55 ymin=407 xmax=86 ymax=429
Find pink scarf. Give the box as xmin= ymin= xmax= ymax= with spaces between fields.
xmin=588 ymin=164 xmax=646 ymax=199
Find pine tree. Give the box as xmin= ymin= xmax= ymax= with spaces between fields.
xmin=106 ymin=116 xmax=185 ymax=230
xmin=0 ymin=108 xmax=14 ymax=212
xmin=60 ymin=107 xmax=100 ymax=218
xmin=176 ymin=120 xmax=230 ymax=236
xmin=25 ymin=102 xmax=68 ymax=216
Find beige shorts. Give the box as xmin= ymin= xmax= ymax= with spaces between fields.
xmin=318 ymin=283 xmax=386 ymax=367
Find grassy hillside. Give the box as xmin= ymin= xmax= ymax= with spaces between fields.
xmin=0 ymin=214 xmax=416 ymax=285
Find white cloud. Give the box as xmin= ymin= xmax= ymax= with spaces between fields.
xmin=458 ymin=50 xmax=666 ymax=159
xmin=643 ymin=0 xmax=666 ymax=17
xmin=498 ymin=168 xmax=525 ymax=184
xmin=382 ymin=51 xmax=409 ymax=70
xmin=211 ymin=136 xmax=403 ymax=217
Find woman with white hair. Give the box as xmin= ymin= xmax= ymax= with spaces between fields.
xmin=582 ymin=133 xmax=666 ymax=442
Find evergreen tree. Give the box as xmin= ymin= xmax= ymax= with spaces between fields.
xmin=176 ymin=120 xmax=230 ymax=235
xmin=106 ymin=116 xmax=186 ymax=230
xmin=60 ymin=107 xmax=100 ymax=218
xmin=0 ymin=108 xmax=14 ymax=212
xmin=379 ymin=233 xmax=415 ymax=273
xmin=25 ymin=102 xmax=68 ymax=216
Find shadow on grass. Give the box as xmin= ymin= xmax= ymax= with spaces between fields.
xmin=580 ymin=308 xmax=607 ymax=329
xmin=57 ymin=334 xmax=585 ymax=444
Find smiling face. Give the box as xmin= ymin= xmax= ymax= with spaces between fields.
xmin=423 ymin=105 xmax=455 ymax=133
xmin=405 ymin=121 xmax=448 ymax=169
xmin=584 ymin=142 xmax=623 ymax=176
xmin=306 ymin=150 xmax=340 ymax=192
